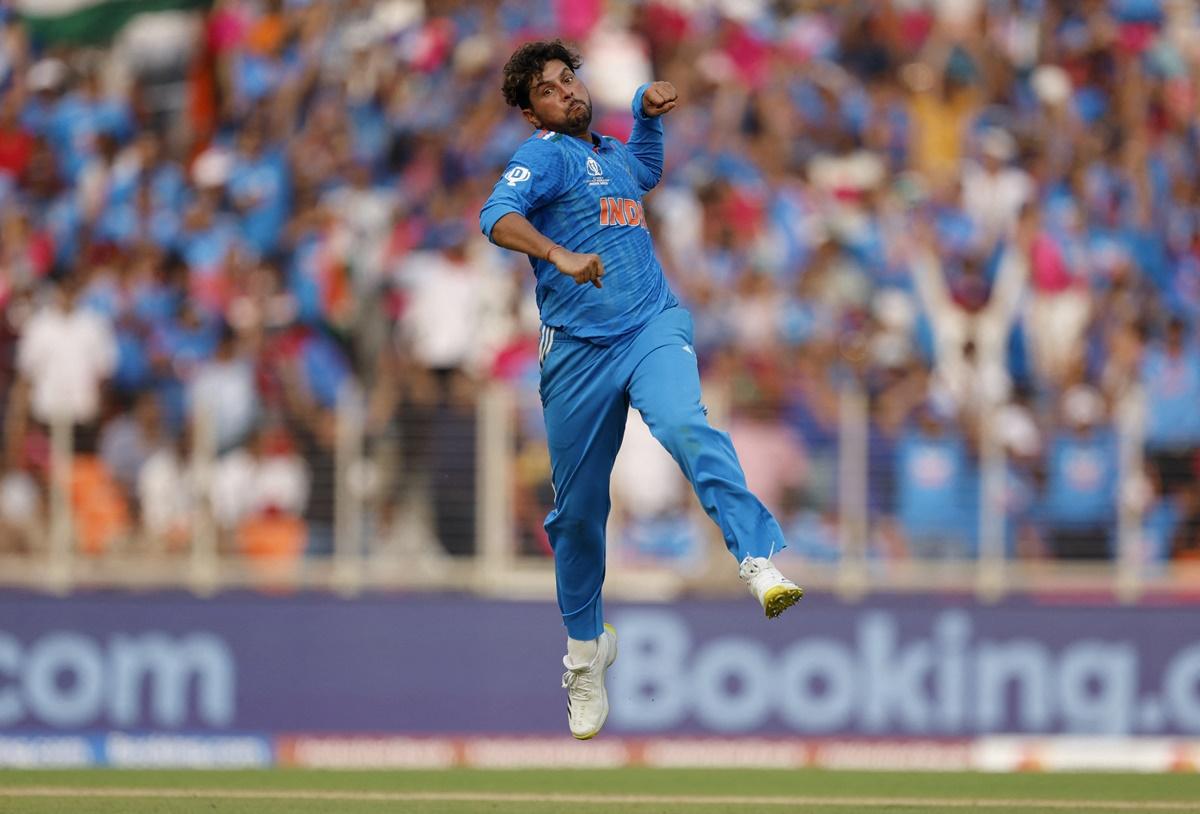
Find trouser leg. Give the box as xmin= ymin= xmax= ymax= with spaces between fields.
xmin=541 ymin=339 xmax=628 ymax=640
xmin=626 ymin=312 xmax=787 ymax=561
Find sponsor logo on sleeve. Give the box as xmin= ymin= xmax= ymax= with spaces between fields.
xmin=504 ymin=166 xmax=532 ymax=186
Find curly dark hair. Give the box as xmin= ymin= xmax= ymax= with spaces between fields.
xmin=501 ymin=40 xmax=582 ymax=110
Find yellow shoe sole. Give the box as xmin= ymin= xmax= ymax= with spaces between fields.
xmin=763 ymin=585 xmax=804 ymax=619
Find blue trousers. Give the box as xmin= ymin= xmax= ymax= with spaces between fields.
xmin=539 ymin=307 xmax=787 ymax=640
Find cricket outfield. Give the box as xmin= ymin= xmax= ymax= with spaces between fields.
xmin=2 ymin=768 xmax=1199 ymax=814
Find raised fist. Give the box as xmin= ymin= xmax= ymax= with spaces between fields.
xmin=641 ymin=82 xmax=678 ymax=118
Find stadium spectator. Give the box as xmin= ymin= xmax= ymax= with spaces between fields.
xmin=0 ymin=92 xmax=34 ymax=181
xmin=70 ymin=451 xmax=129 ymax=555
xmin=1025 ymin=201 xmax=1092 ymax=388
xmin=98 ymin=390 xmax=162 ymax=502
xmin=138 ymin=431 xmax=193 ymax=551
xmin=187 ymin=322 xmax=258 ymax=454
xmin=278 ymin=348 xmax=338 ymax=556
xmin=1041 ymin=385 xmax=1118 ymax=559
xmin=1142 ymin=317 xmax=1200 ymax=496
xmin=909 ymin=224 xmax=1027 ymax=419
xmin=0 ymin=206 xmax=53 ymax=296
xmin=960 ymin=128 xmax=1033 ymax=253
xmin=396 ymin=223 xmax=495 ymax=377
xmin=0 ymin=466 xmax=40 ymax=555
xmin=895 ymin=403 xmax=974 ymax=558
xmin=227 ymin=114 xmax=290 ymax=258
xmin=15 ymin=274 xmax=116 ymax=432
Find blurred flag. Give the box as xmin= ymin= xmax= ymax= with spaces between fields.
xmin=15 ymin=0 xmax=210 ymax=45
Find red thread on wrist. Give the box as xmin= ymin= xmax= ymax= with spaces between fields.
xmin=546 ymin=244 xmax=563 ymax=264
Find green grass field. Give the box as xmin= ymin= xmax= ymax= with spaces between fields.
xmin=1 ymin=769 xmax=1199 ymax=813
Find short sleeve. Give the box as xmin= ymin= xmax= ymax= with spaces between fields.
xmin=479 ymin=137 xmax=568 ymax=240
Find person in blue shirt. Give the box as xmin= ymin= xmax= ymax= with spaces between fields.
xmin=1041 ymin=386 xmax=1118 ymax=559
xmin=1142 ymin=317 xmax=1200 ymax=496
xmin=479 ymin=40 xmax=802 ymax=740
xmin=46 ymin=70 xmax=132 ymax=184
xmin=228 ymin=122 xmax=290 ymax=258
xmin=895 ymin=404 xmax=974 ymax=558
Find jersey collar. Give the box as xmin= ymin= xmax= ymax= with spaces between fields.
xmin=546 ymin=129 xmax=607 ymax=151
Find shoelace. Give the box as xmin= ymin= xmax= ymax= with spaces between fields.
xmin=561 ymin=667 xmax=594 ymax=713
xmin=741 ymin=548 xmax=777 ymax=573
xmin=742 ymin=557 xmax=794 ymax=593
xmin=740 ymin=556 xmax=764 ymax=578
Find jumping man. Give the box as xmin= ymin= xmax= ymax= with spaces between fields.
xmin=479 ymin=40 xmax=803 ymax=740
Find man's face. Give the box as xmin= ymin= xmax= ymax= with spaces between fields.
xmin=523 ymin=59 xmax=592 ymax=136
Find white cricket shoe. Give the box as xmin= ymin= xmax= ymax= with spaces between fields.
xmin=561 ymin=622 xmax=618 ymax=740
xmin=739 ymin=556 xmax=804 ymax=618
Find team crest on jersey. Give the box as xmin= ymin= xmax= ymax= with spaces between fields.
xmin=585 ymin=156 xmax=609 ymax=186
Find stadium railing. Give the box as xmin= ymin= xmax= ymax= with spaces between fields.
xmin=3 ymin=377 xmax=1198 ymax=601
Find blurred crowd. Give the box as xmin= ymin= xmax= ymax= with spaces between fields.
xmin=0 ymin=0 xmax=1198 ymax=566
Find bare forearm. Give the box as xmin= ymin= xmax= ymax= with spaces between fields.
xmin=490 ymin=212 xmax=605 ymax=288
xmin=490 ymin=212 xmax=558 ymax=262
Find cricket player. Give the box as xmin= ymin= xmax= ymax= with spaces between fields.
xmin=479 ymin=40 xmax=802 ymax=740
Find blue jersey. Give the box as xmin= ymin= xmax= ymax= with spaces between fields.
xmin=1142 ymin=344 xmax=1200 ymax=448
xmin=1043 ymin=431 xmax=1117 ymax=526
xmin=480 ymin=84 xmax=677 ymax=342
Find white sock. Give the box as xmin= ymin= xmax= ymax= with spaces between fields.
xmin=566 ymin=636 xmax=599 ymax=667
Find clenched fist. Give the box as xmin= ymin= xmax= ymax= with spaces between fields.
xmin=549 ymin=246 xmax=605 ymax=289
xmin=641 ymin=81 xmax=678 ymax=118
